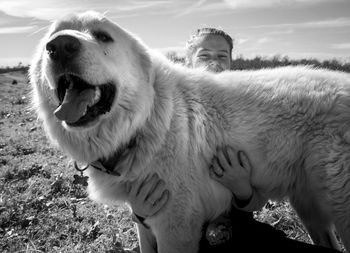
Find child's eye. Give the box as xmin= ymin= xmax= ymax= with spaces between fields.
xmin=199 ymin=55 xmax=209 ymax=59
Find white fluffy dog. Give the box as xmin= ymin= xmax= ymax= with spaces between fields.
xmin=30 ymin=11 xmax=350 ymax=253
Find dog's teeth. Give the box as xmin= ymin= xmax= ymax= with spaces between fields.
xmin=68 ymin=81 xmax=74 ymax=89
xmin=93 ymin=87 xmax=101 ymax=104
xmin=65 ymin=74 xmax=74 ymax=89
xmin=86 ymin=87 xmax=101 ymax=107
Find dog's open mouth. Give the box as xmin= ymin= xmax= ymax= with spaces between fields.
xmin=54 ymin=74 xmax=116 ymax=127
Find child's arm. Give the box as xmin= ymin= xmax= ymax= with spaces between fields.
xmin=125 ymin=173 xmax=170 ymax=228
xmin=210 ymin=147 xmax=266 ymax=212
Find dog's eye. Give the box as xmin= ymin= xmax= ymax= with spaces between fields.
xmin=93 ymin=31 xmax=113 ymax=43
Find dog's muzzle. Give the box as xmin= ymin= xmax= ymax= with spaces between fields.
xmin=46 ymin=35 xmax=81 ymax=66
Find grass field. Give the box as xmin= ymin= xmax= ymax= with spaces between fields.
xmin=0 ymin=70 xmax=345 ymax=252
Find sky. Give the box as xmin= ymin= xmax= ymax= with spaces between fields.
xmin=0 ymin=0 xmax=350 ymax=67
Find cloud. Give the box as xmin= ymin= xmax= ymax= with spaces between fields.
xmin=256 ymin=37 xmax=272 ymax=44
xmin=0 ymin=0 xmax=173 ymax=20
xmin=156 ymin=46 xmax=186 ymax=56
xmin=172 ymin=0 xmax=345 ymax=17
xmin=0 ymin=25 xmax=37 ymax=34
xmin=0 ymin=0 xmax=347 ymax=21
xmin=296 ymin=17 xmax=350 ymax=28
xmin=224 ymin=0 xmax=278 ymax=9
xmin=266 ymin=29 xmax=294 ymax=35
xmin=223 ymin=0 xmax=342 ymax=9
xmin=251 ymin=17 xmax=350 ymax=29
xmin=176 ymin=0 xmax=207 ymax=17
xmin=236 ymin=37 xmax=249 ymax=45
xmin=331 ymin=43 xmax=350 ymax=50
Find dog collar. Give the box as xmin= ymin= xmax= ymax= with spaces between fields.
xmin=89 ymin=135 xmax=138 ymax=176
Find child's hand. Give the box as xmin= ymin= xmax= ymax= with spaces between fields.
xmin=125 ymin=173 xmax=169 ymax=219
xmin=210 ymin=146 xmax=252 ymax=200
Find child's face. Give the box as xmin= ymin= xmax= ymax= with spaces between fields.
xmin=191 ymin=34 xmax=231 ymax=72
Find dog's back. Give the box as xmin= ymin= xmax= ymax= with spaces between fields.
xmin=164 ymin=65 xmax=350 ymax=251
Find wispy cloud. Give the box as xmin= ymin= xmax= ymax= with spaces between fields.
xmin=0 ymin=0 xmax=348 ymax=22
xmin=251 ymin=17 xmax=350 ymax=29
xmin=0 ymin=25 xmax=37 ymax=34
xmin=0 ymin=0 xmax=172 ymax=20
xmin=0 ymin=15 xmax=17 ymax=25
xmin=331 ymin=43 xmax=350 ymax=50
xmin=172 ymin=0 xmax=345 ymax=17
xmin=156 ymin=46 xmax=186 ymax=56
xmin=266 ymin=29 xmax=294 ymax=35
xmin=223 ymin=0 xmax=342 ymax=9
xmin=176 ymin=0 xmax=207 ymax=17
xmin=236 ymin=37 xmax=249 ymax=45
xmin=256 ymin=37 xmax=272 ymax=44
xmin=305 ymin=18 xmax=350 ymax=28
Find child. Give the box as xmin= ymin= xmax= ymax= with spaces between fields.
xmin=185 ymin=27 xmax=233 ymax=72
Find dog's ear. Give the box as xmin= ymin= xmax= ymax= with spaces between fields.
xmin=138 ymin=49 xmax=152 ymax=83
xmin=130 ymin=40 xmax=152 ymax=84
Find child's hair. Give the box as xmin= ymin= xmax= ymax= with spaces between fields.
xmin=185 ymin=27 xmax=234 ymax=65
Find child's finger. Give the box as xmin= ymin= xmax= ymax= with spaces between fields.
xmin=226 ymin=146 xmax=241 ymax=168
xmin=146 ymin=179 xmax=166 ymax=204
xmin=210 ymin=167 xmax=233 ymax=189
xmin=238 ymin=151 xmax=252 ymax=174
xmin=210 ymin=158 xmax=224 ymax=178
xmin=151 ymin=190 xmax=170 ymax=216
xmin=138 ymin=174 xmax=159 ymax=200
xmin=216 ymin=148 xmax=231 ymax=171
xmin=130 ymin=176 xmax=146 ymax=197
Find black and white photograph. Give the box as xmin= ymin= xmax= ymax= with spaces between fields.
xmin=0 ymin=0 xmax=349 ymax=252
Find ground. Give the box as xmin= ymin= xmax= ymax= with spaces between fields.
xmin=0 ymin=71 xmax=345 ymax=252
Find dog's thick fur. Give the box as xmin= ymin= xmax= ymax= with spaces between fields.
xmin=30 ymin=11 xmax=350 ymax=253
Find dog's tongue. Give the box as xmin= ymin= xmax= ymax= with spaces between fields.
xmin=54 ymin=88 xmax=95 ymax=123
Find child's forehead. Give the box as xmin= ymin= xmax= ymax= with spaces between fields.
xmin=195 ymin=34 xmax=231 ymax=50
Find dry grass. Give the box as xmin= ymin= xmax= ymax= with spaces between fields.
xmin=0 ymin=71 xmax=138 ymax=252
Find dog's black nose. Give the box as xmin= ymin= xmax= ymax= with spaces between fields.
xmin=46 ymin=35 xmax=81 ymax=63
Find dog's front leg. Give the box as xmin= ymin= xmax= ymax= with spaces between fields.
xmin=157 ymin=224 xmax=203 ymax=253
xmin=290 ymin=191 xmax=341 ymax=250
xmin=150 ymin=213 xmax=204 ymax=253
xmin=137 ymin=224 xmax=157 ymax=253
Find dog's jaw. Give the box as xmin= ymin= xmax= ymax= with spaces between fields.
xmin=33 ymin=70 xmax=155 ymax=165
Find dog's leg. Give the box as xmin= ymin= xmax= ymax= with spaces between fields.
xmin=289 ymin=189 xmax=341 ymax=250
xmin=323 ymin=139 xmax=350 ymax=252
xmin=155 ymin=223 xmax=203 ymax=253
xmin=137 ymin=224 xmax=157 ymax=253
xmin=150 ymin=210 xmax=204 ymax=253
